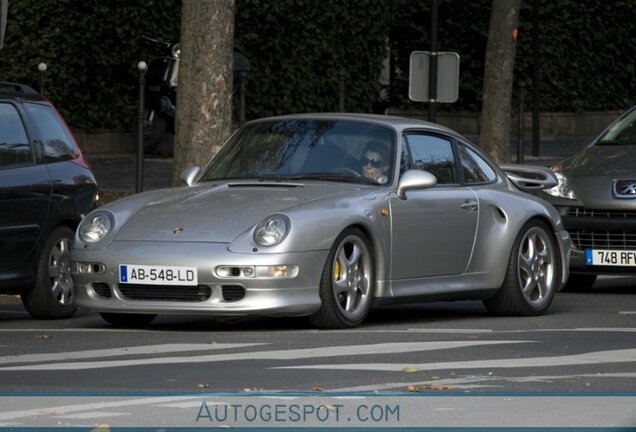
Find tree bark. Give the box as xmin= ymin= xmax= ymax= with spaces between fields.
xmin=479 ymin=0 xmax=521 ymax=164
xmin=172 ymin=0 xmax=235 ymax=185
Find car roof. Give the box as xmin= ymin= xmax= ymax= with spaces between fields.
xmin=0 ymin=81 xmax=46 ymax=102
xmin=246 ymin=112 xmax=457 ymax=135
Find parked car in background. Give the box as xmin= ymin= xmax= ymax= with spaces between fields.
xmin=542 ymin=105 xmax=636 ymax=290
xmin=72 ymin=113 xmax=570 ymax=328
xmin=0 ymin=82 xmax=98 ymax=318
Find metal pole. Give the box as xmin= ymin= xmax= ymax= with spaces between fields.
xmin=517 ymin=81 xmax=525 ymax=164
xmin=531 ymin=0 xmax=541 ymax=156
xmin=239 ymin=70 xmax=247 ymax=125
xmin=38 ymin=63 xmax=47 ymax=96
xmin=338 ymin=69 xmax=346 ymax=112
xmin=428 ymin=0 xmax=439 ymax=122
xmin=135 ymin=61 xmax=147 ymax=194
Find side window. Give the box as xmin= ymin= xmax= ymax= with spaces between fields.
xmin=24 ymin=103 xmax=78 ymax=162
xmin=458 ymin=144 xmax=497 ymax=184
xmin=402 ymin=134 xmax=456 ymax=184
xmin=0 ymin=103 xmax=34 ymax=169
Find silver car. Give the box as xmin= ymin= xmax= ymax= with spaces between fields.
xmin=542 ymin=105 xmax=636 ymax=290
xmin=71 ymin=113 xmax=570 ymax=328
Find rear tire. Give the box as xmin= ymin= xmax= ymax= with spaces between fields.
xmin=100 ymin=313 xmax=156 ymax=327
xmin=21 ymin=226 xmax=77 ymax=319
xmin=484 ymin=220 xmax=560 ymax=316
xmin=561 ymin=274 xmax=597 ymax=292
xmin=309 ymin=228 xmax=374 ymax=329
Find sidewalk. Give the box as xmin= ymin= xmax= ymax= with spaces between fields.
xmin=89 ymin=136 xmax=591 ymax=202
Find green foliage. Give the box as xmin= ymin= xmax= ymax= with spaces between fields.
xmin=1 ymin=0 xmax=634 ymax=130
xmin=389 ymin=0 xmax=636 ymax=112
xmin=515 ymin=0 xmax=636 ymax=111
xmin=0 ymin=0 xmax=180 ymax=129
xmin=235 ymin=0 xmax=393 ymax=117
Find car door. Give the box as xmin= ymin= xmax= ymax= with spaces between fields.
xmin=0 ymin=101 xmax=51 ymax=272
xmin=389 ymin=132 xmax=478 ymax=279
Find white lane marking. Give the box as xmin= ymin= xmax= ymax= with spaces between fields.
xmin=0 ymin=343 xmax=263 ymax=365
xmin=0 ymin=328 xmax=164 ymax=333
xmin=276 ymin=347 xmax=636 ymax=372
xmin=55 ymin=411 xmax=129 ymax=419
xmin=405 ymin=329 xmax=493 ymax=333
xmin=0 ymin=326 xmax=634 ymax=333
xmin=0 ymin=396 xmax=200 ymax=421
xmin=333 ymin=372 xmax=636 ymax=392
xmin=619 ymin=311 xmax=636 ymax=315
xmin=0 ymin=340 xmax=528 ymax=371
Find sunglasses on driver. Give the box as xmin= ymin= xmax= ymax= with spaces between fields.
xmin=361 ymin=157 xmax=384 ymax=168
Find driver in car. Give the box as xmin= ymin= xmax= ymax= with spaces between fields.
xmin=361 ymin=140 xmax=390 ymax=184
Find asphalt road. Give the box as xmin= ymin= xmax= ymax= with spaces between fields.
xmin=1 ymin=276 xmax=635 ymax=428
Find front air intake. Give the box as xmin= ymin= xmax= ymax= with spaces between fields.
xmin=221 ymin=285 xmax=246 ymax=302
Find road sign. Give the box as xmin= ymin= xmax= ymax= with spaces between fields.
xmin=409 ymin=51 xmax=460 ymax=103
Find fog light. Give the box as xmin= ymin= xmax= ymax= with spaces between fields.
xmin=78 ymin=262 xmax=105 ymax=274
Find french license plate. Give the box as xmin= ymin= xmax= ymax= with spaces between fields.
xmin=119 ymin=264 xmax=198 ymax=286
xmin=585 ymin=249 xmax=636 ymax=267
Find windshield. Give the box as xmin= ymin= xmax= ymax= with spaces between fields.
xmin=597 ymin=107 xmax=636 ymax=145
xmin=199 ymin=119 xmax=396 ymax=184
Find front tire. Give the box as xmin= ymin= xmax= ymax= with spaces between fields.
xmin=21 ymin=226 xmax=77 ymax=319
xmin=309 ymin=228 xmax=374 ymax=329
xmin=484 ymin=220 xmax=560 ymax=316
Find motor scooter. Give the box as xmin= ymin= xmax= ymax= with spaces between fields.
xmin=139 ymin=36 xmax=250 ymax=154
xmin=141 ymin=35 xmax=179 ymax=154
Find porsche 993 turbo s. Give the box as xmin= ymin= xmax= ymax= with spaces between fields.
xmin=71 ymin=113 xmax=570 ymax=328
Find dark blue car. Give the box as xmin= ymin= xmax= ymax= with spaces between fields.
xmin=0 ymin=82 xmax=98 ymax=318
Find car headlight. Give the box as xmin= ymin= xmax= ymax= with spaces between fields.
xmin=79 ymin=211 xmax=114 ymax=243
xmin=544 ymin=166 xmax=577 ymax=200
xmin=253 ymin=214 xmax=290 ymax=247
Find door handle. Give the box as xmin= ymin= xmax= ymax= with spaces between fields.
xmin=460 ymin=200 xmax=478 ymax=212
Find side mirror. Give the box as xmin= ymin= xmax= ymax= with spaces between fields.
xmin=396 ymin=169 xmax=437 ymax=199
xmin=180 ymin=164 xmax=201 ymax=186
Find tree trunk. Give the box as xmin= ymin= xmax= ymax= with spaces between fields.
xmin=172 ymin=0 xmax=235 ymax=185
xmin=479 ymin=0 xmax=521 ymax=164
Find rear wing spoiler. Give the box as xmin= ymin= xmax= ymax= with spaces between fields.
xmin=499 ymin=164 xmax=557 ymax=191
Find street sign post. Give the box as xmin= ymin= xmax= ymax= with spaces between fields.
xmin=409 ymin=51 xmax=460 ymax=103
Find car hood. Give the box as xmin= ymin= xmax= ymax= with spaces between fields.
xmin=114 ymin=181 xmax=364 ymax=242
xmin=563 ymin=145 xmax=636 ymax=177
xmin=562 ymin=145 xmax=636 ymax=208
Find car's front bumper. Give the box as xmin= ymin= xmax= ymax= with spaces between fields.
xmin=71 ymin=241 xmax=329 ymax=317
xmin=559 ymin=208 xmax=636 ymax=274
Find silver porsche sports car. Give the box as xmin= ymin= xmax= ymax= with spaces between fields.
xmin=71 ymin=113 xmax=570 ymax=328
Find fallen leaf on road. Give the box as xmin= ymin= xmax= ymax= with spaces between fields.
xmin=312 ymin=386 xmax=324 ymax=392
xmin=428 ymin=383 xmax=450 ymax=391
xmin=402 ymin=367 xmax=419 ymax=373
xmin=406 ymin=385 xmax=420 ymax=392
xmin=196 ymin=384 xmax=210 ymax=389
xmin=35 ymin=334 xmax=51 ymax=339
